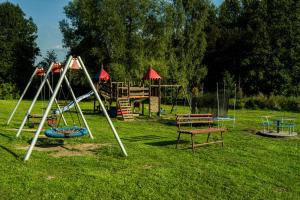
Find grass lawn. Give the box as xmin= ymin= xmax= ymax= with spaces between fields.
xmin=0 ymin=100 xmax=299 ymax=199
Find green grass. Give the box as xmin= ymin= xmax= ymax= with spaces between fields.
xmin=0 ymin=100 xmax=299 ymax=199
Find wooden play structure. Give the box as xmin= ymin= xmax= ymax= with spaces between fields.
xmin=94 ymin=67 xmax=181 ymax=120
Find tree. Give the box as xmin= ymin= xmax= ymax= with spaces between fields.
xmin=60 ymin=0 xmax=210 ymax=89
xmin=38 ymin=50 xmax=58 ymax=69
xmin=0 ymin=2 xmax=39 ymax=91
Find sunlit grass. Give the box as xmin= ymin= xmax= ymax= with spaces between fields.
xmin=0 ymin=100 xmax=299 ymax=199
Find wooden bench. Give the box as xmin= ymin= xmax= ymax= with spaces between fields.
xmin=176 ymin=114 xmax=226 ymax=152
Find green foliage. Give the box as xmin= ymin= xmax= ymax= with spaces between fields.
xmin=235 ymin=95 xmax=300 ymax=111
xmin=37 ymin=50 xmax=58 ymax=68
xmin=0 ymin=83 xmax=20 ymax=99
xmin=0 ymin=2 xmax=39 ymax=90
xmin=204 ymin=0 xmax=300 ymax=96
xmin=60 ymin=0 xmax=209 ymax=91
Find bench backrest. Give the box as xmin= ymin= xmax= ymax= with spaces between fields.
xmin=176 ymin=114 xmax=213 ymax=126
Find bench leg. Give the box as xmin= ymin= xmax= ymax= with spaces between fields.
xmin=176 ymin=132 xmax=181 ymax=149
xmin=221 ymin=132 xmax=224 ymax=147
xmin=191 ymin=134 xmax=195 ymax=153
xmin=206 ymin=133 xmax=211 ymax=142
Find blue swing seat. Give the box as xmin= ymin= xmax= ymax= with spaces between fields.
xmin=45 ymin=126 xmax=88 ymax=138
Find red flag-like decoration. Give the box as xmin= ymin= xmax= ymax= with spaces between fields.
xmin=143 ymin=67 xmax=161 ymax=80
xmin=98 ymin=67 xmax=110 ymax=81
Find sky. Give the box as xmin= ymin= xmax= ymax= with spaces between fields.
xmin=1 ymin=0 xmax=223 ymax=64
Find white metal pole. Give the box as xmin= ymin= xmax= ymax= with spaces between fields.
xmin=63 ymin=76 xmax=94 ymax=139
xmin=16 ymin=63 xmax=54 ymax=137
xmin=46 ymin=79 xmax=67 ymax=126
xmin=78 ymin=56 xmax=128 ymax=156
xmin=24 ymin=56 xmax=73 ymax=161
xmin=7 ymin=68 xmax=38 ymax=125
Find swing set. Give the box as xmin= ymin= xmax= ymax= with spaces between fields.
xmin=9 ymin=56 xmax=127 ymax=161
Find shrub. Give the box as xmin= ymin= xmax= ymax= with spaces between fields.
xmin=230 ymin=94 xmax=300 ymax=112
xmin=0 ymin=83 xmax=20 ymax=99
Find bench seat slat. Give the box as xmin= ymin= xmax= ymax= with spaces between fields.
xmin=176 ymin=114 xmax=212 ymax=117
xmin=176 ymin=121 xmax=213 ymax=124
xmin=176 ymin=117 xmax=213 ymax=121
xmin=178 ymin=127 xmax=226 ymax=134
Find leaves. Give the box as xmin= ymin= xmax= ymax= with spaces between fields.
xmin=0 ymin=2 xmax=39 ymax=95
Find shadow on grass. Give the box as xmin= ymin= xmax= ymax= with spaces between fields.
xmin=122 ymin=135 xmax=167 ymax=142
xmin=159 ymin=119 xmax=176 ymax=126
xmin=0 ymin=132 xmax=14 ymax=140
xmin=0 ymin=144 xmax=19 ymax=159
xmin=28 ymin=138 xmax=65 ymax=148
xmin=144 ymin=140 xmax=186 ymax=147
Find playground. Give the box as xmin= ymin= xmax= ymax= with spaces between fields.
xmin=0 ymin=57 xmax=298 ymax=199
xmin=1 ymin=0 xmax=300 ymax=199
xmin=0 ymin=97 xmax=299 ymax=199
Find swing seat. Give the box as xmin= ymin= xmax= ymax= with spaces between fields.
xmin=45 ymin=126 xmax=88 ymax=138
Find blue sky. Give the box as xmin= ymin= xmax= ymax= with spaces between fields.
xmin=1 ymin=0 xmax=223 ymax=64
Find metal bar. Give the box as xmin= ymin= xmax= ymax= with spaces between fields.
xmin=78 ymin=56 xmax=128 ymax=156
xmin=16 ymin=63 xmax=54 ymax=137
xmin=24 ymin=56 xmax=73 ymax=161
xmin=46 ymin=79 xmax=67 ymax=126
xmin=7 ymin=68 xmax=38 ymax=125
xmin=63 ymin=76 xmax=94 ymax=139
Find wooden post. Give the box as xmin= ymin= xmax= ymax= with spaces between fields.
xmin=149 ymin=80 xmax=152 ymax=117
xmin=158 ymin=79 xmax=161 ymax=116
xmin=128 ymin=82 xmax=130 ymax=98
xmin=116 ymin=82 xmax=119 ymax=103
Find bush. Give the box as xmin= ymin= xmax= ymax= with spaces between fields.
xmin=0 ymin=83 xmax=20 ymax=99
xmin=230 ymin=94 xmax=300 ymax=112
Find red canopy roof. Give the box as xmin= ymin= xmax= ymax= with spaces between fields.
xmin=143 ymin=67 xmax=161 ymax=80
xmin=98 ymin=67 xmax=110 ymax=81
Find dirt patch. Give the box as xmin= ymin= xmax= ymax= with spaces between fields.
xmin=142 ymin=164 xmax=153 ymax=169
xmin=46 ymin=176 xmax=55 ymax=180
xmin=16 ymin=143 xmax=111 ymax=157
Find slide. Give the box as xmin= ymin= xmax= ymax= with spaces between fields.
xmin=53 ymin=90 xmax=94 ymax=114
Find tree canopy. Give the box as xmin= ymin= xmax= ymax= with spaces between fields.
xmin=60 ymin=0 xmax=210 ymax=91
xmin=1 ymin=0 xmax=299 ymax=98
xmin=0 ymin=2 xmax=39 ymax=92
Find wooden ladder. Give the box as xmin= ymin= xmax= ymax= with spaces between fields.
xmin=117 ymin=98 xmax=134 ymax=121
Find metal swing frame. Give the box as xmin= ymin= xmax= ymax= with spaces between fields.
xmin=7 ymin=64 xmax=67 ymax=127
xmin=21 ymin=56 xmax=127 ymax=161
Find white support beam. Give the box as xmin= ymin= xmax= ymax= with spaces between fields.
xmin=78 ymin=56 xmax=128 ymax=156
xmin=63 ymin=76 xmax=94 ymax=139
xmin=16 ymin=63 xmax=54 ymax=138
xmin=45 ymin=79 xmax=67 ymax=126
xmin=7 ymin=68 xmax=38 ymax=125
xmin=24 ymin=57 xmax=73 ymax=161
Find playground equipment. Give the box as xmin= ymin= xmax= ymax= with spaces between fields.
xmin=94 ymin=66 xmax=184 ymax=119
xmin=94 ymin=66 xmax=162 ymax=119
xmin=190 ymin=83 xmax=236 ymax=128
xmin=17 ymin=56 xmax=127 ymax=161
xmin=259 ymin=116 xmax=297 ymax=137
xmin=52 ymin=90 xmax=94 ymax=114
xmin=45 ymin=126 xmax=88 ymax=138
xmin=7 ymin=64 xmax=67 ymax=126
